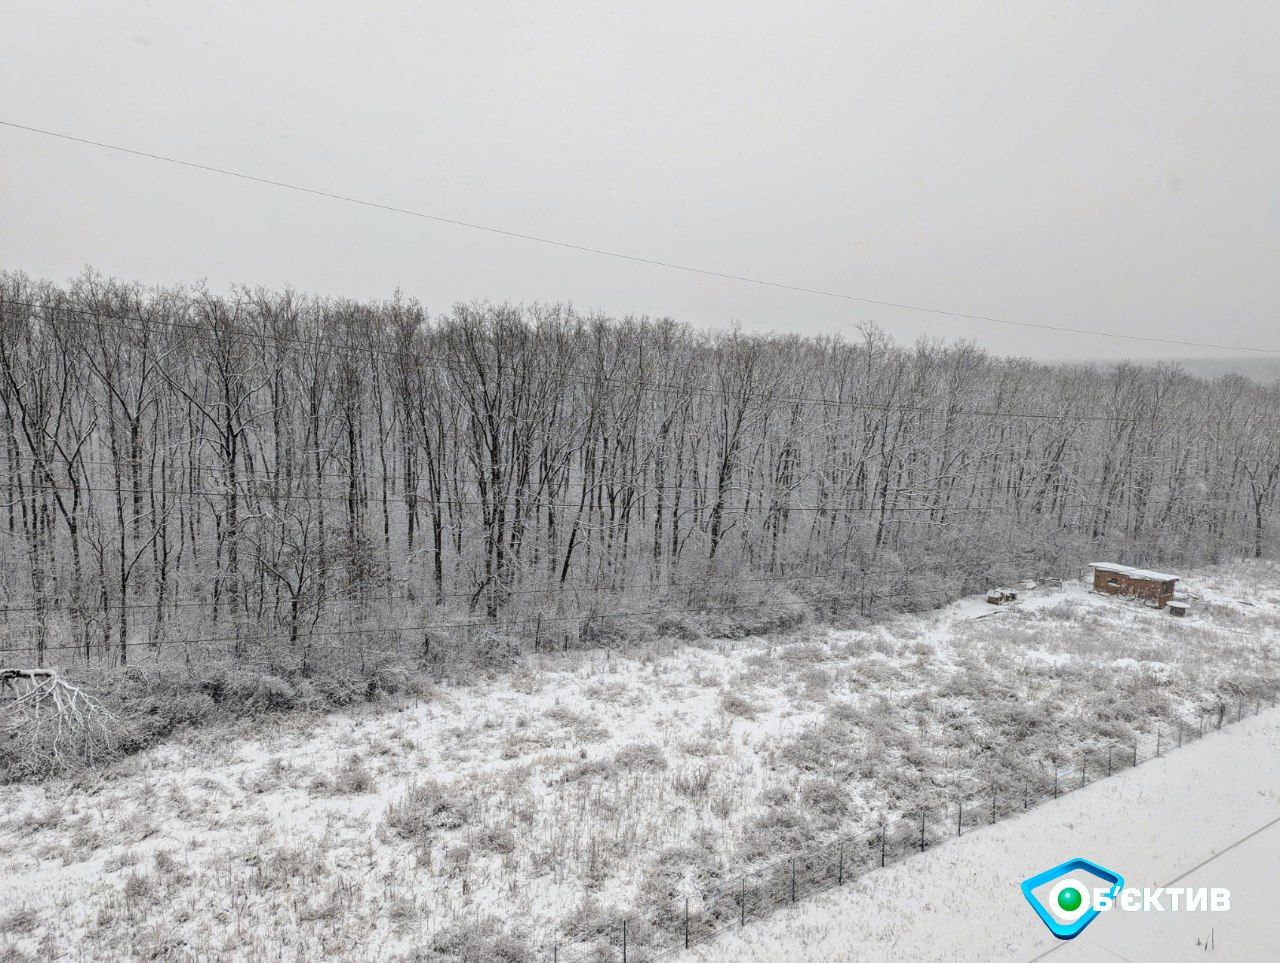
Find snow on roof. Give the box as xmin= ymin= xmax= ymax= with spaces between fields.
xmin=1091 ymin=562 xmax=1180 ymax=582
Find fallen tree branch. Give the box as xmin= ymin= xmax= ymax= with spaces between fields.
xmin=2 ymin=667 xmax=117 ymax=774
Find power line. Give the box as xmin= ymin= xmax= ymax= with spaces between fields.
xmin=0 ymin=447 xmax=1195 ymax=501
xmin=3 ymin=468 xmax=1191 ymax=530
xmin=0 ymin=599 xmax=860 ymax=655
xmin=0 ymin=450 xmax=1149 ymax=495
xmin=0 ymin=568 xmax=892 ymax=618
xmin=0 ymin=547 xmax=1054 ymax=619
xmin=0 ymin=555 xmax=1055 ymax=657
xmin=3 ymin=120 xmax=1276 ymax=355
xmin=0 ymin=476 xmax=1101 ymax=515
xmin=0 ymin=298 xmax=1241 ymax=427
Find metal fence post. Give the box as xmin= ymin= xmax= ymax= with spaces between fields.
xmin=1053 ymin=770 xmax=1059 ymax=798
xmin=957 ymin=800 xmax=963 ymax=836
xmin=790 ymin=858 xmax=796 ymax=902
xmin=838 ymin=842 xmax=844 ymax=885
xmin=740 ymin=876 xmax=746 ymax=927
xmin=1133 ymin=739 xmax=1138 ymax=766
xmin=920 ymin=810 xmax=926 ymax=852
xmin=684 ymin=897 xmax=689 ymax=949
xmin=1156 ymin=729 xmax=1161 ymax=757
xmin=880 ymin=825 xmax=886 ymax=867
xmin=990 ymin=786 xmax=996 ymax=824
xmin=622 ymin=920 xmax=627 ymax=963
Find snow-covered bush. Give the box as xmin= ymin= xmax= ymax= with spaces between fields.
xmin=382 ymin=780 xmax=469 ymax=840
xmin=719 ymin=689 xmax=758 ymax=719
xmin=426 ymin=919 xmax=530 ymax=961
xmin=613 ymin=741 xmax=669 ymax=772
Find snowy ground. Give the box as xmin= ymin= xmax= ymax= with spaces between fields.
xmin=682 ymin=703 xmax=1280 ymax=962
xmin=0 ymin=561 xmax=1276 ymax=959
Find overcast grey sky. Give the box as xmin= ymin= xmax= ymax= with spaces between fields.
xmin=2 ymin=1 xmax=1277 ymax=359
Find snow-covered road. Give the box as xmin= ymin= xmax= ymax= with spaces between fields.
xmin=683 ymin=706 xmax=1280 ymax=962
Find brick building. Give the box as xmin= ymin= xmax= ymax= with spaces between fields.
xmin=1090 ymin=563 xmax=1180 ymax=608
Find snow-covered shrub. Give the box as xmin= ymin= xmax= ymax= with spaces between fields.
xmin=427 ymin=919 xmax=530 ymax=961
xmin=614 ymin=741 xmax=669 ymax=772
xmin=581 ymin=612 xmax=658 ymax=647
xmin=719 ymin=689 xmax=758 ymax=719
xmin=844 ymin=654 xmax=905 ymax=689
xmin=635 ymin=840 xmax=728 ymax=939
xmin=244 ymin=674 xmax=299 ymax=712
xmin=671 ymin=765 xmax=713 ymax=798
xmin=825 ymin=697 xmax=877 ymax=727
xmin=122 ymin=869 xmax=157 ymax=906
xmin=558 ymin=757 xmax=616 ymax=784
xmin=779 ymin=640 xmax=826 ymax=665
xmin=504 ymin=730 xmax=558 ymax=759
xmin=326 ymin=754 xmax=374 ymax=795
xmin=1214 ymin=669 xmax=1280 ymax=702
xmin=152 ymin=849 xmax=181 ymax=879
xmin=361 ymin=660 xmax=423 ymax=700
xmin=243 ymin=843 xmax=325 ymax=893
xmin=475 ymin=824 xmax=517 ymax=855
xmin=383 ymin=780 xmax=469 ymax=840
xmin=545 ymin=705 xmax=610 ymax=742
xmin=0 ymin=905 xmax=39 ymax=935
xmin=655 ymin=587 xmax=808 ymax=641
xmin=559 ymin=895 xmax=618 ymax=944
xmin=798 ymin=776 xmax=854 ymax=824
xmin=679 ymin=730 xmax=721 ymax=757
xmin=742 ymin=783 xmax=813 ymax=858
xmin=779 ymin=713 xmax=867 ymax=779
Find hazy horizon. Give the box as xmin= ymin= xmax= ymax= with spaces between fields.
xmin=8 ymin=261 xmax=1280 ymax=386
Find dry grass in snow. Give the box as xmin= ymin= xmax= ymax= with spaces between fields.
xmin=0 ymin=561 xmax=1277 ymax=960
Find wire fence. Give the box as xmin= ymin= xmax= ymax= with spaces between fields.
xmin=540 ymin=695 xmax=1276 ymax=962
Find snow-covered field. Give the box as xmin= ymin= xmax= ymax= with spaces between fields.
xmin=683 ymin=701 xmax=1280 ymax=962
xmin=1 ymin=562 xmax=1277 ymax=960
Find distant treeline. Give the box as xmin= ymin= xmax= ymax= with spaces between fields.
xmin=2 ymin=269 xmax=1278 ymax=664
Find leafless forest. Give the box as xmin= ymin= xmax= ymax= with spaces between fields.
xmin=3 ymin=270 xmax=1279 ymax=668
xmin=1 ymin=269 xmax=1278 ymax=774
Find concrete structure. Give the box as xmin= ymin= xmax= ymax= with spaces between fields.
xmin=1091 ymin=562 xmax=1180 ymax=608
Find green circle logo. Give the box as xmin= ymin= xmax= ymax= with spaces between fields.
xmin=1057 ymin=886 xmax=1083 ymax=912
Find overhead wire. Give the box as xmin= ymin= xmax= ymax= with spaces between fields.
xmin=0 ymin=548 xmax=1061 ymax=657
xmin=2 ymin=120 xmax=1277 ymax=355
